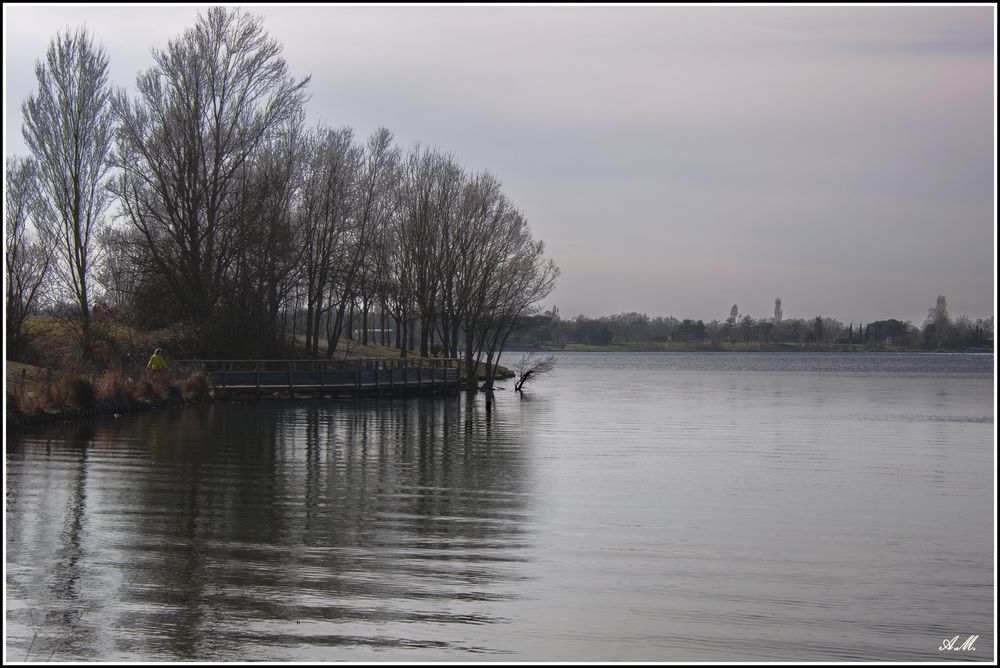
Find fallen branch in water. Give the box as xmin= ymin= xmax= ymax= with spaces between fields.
xmin=513 ymin=353 xmax=556 ymax=392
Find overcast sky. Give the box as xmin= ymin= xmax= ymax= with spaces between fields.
xmin=4 ymin=4 xmax=996 ymax=325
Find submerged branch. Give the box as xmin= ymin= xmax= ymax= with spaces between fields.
xmin=513 ymin=352 xmax=556 ymax=392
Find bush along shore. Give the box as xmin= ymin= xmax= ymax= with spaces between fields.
xmin=6 ymin=368 xmax=214 ymax=429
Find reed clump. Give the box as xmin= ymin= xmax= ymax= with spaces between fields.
xmin=95 ymin=370 xmax=135 ymax=409
xmin=6 ymin=369 xmax=214 ymax=425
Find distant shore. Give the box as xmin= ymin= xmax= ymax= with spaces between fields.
xmin=512 ymin=342 xmax=993 ymax=354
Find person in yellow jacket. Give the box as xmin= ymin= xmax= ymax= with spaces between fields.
xmin=146 ymin=348 xmax=168 ymax=370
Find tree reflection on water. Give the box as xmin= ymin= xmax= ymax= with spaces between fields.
xmin=5 ymin=395 xmax=536 ymax=661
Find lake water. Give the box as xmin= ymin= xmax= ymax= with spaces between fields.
xmin=5 ymin=352 xmax=995 ymax=662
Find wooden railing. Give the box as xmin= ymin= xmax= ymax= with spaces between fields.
xmin=172 ymin=358 xmax=462 ymax=397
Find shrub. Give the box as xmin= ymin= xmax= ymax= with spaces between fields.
xmin=7 ymin=390 xmax=21 ymax=416
xmin=139 ymin=373 xmax=184 ymax=403
xmin=65 ymin=374 xmax=96 ymax=409
xmin=165 ymin=380 xmax=183 ymax=403
xmin=9 ymin=381 xmax=53 ymax=415
xmin=182 ymin=372 xmax=212 ymax=403
xmin=96 ymin=370 xmax=133 ymax=409
xmin=137 ymin=379 xmax=162 ymax=402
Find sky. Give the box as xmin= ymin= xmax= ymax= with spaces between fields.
xmin=4 ymin=3 xmax=996 ymax=326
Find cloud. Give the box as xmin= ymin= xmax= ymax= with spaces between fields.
xmin=5 ymin=4 xmax=994 ymax=324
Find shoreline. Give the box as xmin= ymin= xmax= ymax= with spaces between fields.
xmin=5 ymin=356 xmax=515 ymax=431
xmin=7 ymin=345 xmax=988 ymax=430
xmin=512 ymin=343 xmax=993 ymax=354
xmin=5 ymin=395 xmax=197 ymax=429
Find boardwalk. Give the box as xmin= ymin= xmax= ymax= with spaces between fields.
xmin=173 ymin=358 xmax=462 ymax=398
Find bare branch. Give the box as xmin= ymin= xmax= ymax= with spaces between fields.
xmin=513 ymin=352 xmax=557 ymax=392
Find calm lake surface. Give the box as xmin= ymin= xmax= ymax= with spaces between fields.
xmin=5 ymin=352 xmax=995 ymax=662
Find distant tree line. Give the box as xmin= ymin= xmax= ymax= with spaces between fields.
xmin=508 ymin=297 xmax=994 ymax=351
xmin=6 ymin=7 xmax=558 ymax=390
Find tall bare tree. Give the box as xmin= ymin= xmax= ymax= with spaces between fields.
xmin=353 ymin=127 xmax=401 ymax=348
xmin=325 ymin=128 xmax=400 ymax=356
xmin=439 ymin=175 xmax=559 ymax=390
xmin=478 ymin=229 xmax=559 ymax=391
xmin=5 ymin=157 xmax=55 ymax=360
xmin=111 ymin=6 xmax=309 ymax=350
xmin=21 ymin=26 xmax=113 ymax=356
xmin=296 ymin=125 xmax=362 ymax=356
xmin=396 ymin=145 xmax=446 ymax=357
xmin=227 ymin=114 xmax=308 ymax=356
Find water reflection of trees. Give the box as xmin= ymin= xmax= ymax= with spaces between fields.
xmin=5 ymin=397 xmax=534 ymax=659
xmin=6 ymin=422 xmax=101 ymax=660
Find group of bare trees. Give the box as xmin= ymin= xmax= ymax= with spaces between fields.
xmin=7 ymin=7 xmax=558 ymax=387
xmin=285 ymin=129 xmax=558 ymax=389
xmin=109 ymin=7 xmax=311 ymax=353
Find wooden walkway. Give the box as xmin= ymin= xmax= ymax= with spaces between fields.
xmin=173 ymin=358 xmax=462 ymax=398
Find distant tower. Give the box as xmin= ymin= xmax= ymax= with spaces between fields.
xmin=774 ymin=297 xmax=783 ymax=323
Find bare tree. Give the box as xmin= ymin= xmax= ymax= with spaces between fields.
xmin=441 ymin=171 xmax=527 ymax=386
xmin=397 ymin=145 xmax=448 ymax=357
xmin=325 ymin=128 xmax=400 ymax=356
xmin=352 ymin=127 xmax=401 ymax=349
xmin=513 ymin=352 xmax=556 ymax=392
xmin=377 ymin=176 xmax=420 ymax=356
xmin=94 ymin=224 xmax=146 ymax=315
xmin=297 ymin=125 xmax=359 ymax=356
xmin=465 ymin=205 xmax=559 ymax=391
xmin=725 ymin=304 xmax=739 ymax=343
xmin=227 ymin=114 xmax=308 ymax=356
xmin=111 ymin=6 xmax=309 ymax=349
xmin=21 ymin=26 xmax=114 ymax=356
xmin=481 ymin=239 xmax=559 ymax=390
xmin=446 ymin=171 xmax=506 ymax=366
xmin=5 ymin=157 xmax=55 ymax=360
xmin=923 ymin=294 xmax=952 ymax=348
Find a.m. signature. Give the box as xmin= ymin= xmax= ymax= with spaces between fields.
xmin=939 ymin=635 xmax=978 ymax=652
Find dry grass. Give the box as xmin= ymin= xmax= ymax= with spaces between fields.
xmin=7 ymin=312 xmax=215 ymax=422
xmin=6 ymin=367 xmax=212 ymax=422
xmin=95 ymin=370 xmax=135 ymax=408
xmin=182 ymin=372 xmax=212 ymax=403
